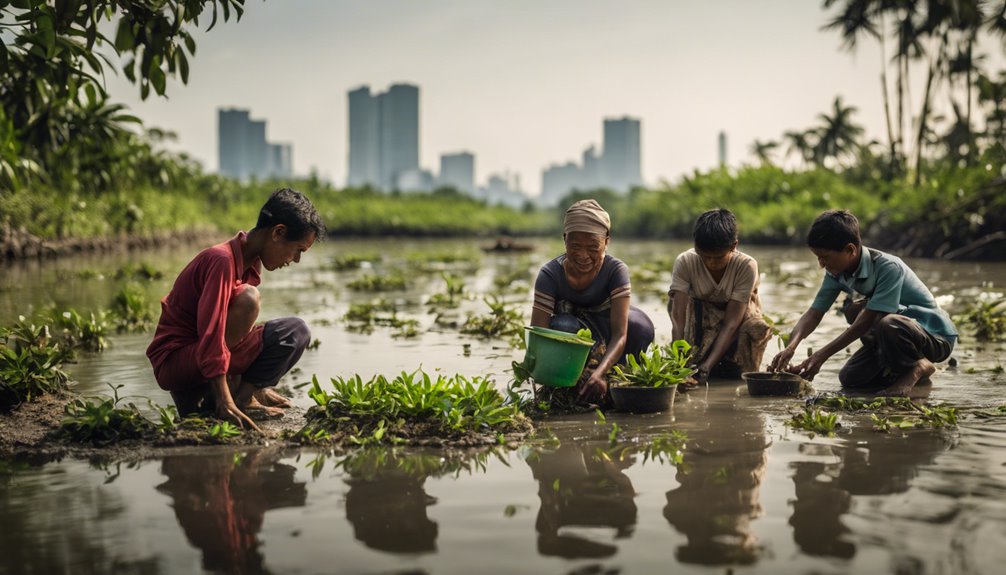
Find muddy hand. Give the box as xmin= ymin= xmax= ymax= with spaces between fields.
xmin=217 ymin=401 xmax=262 ymax=433
xmin=769 ymin=348 xmax=795 ymax=372
xmin=577 ymin=373 xmax=607 ymax=404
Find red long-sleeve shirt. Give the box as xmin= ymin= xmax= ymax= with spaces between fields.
xmin=147 ymin=232 xmax=264 ymax=390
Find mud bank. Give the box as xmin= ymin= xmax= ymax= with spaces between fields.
xmin=0 ymin=223 xmax=222 ymax=263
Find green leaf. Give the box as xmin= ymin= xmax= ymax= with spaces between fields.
xmin=114 ymin=19 xmax=135 ymax=51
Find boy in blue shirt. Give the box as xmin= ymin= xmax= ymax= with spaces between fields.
xmin=769 ymin=210 xmax=957 ymax=396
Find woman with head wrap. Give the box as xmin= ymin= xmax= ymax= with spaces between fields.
xmin=531 ymin=199 xmax=655 ymax=403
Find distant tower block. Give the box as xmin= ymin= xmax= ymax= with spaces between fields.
xmin=718 ymin=131 xmax=728 ymax=167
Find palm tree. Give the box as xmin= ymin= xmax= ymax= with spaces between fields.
xmin=783 ymin=130 xmax=818 ymax=168
xmin=814 ymin=97 xmax=865 ymax=169
xmin=749 ymin=140 xmax=779 ymax=167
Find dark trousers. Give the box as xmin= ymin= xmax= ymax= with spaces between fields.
xmin=839 ymin=314 xmax=953 ymax=388
xmin=171 ymin=317 xmax=311 ymax=415
xmin=550 ymin=306 xmax=655 ymax=364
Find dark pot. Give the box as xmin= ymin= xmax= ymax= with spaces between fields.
xmin=742 ymin=371 xmax=804 ymax=397
xmin=609 ymin=384 xmax=677 ymax=414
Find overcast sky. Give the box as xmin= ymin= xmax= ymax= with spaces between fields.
xmin=103 ymin=0 xmax=1006 ymax=195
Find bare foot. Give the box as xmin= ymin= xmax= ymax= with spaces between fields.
xmin=877 ymin=358 xmax=936 ymax=397
xmin=253 ymin=388 xmax=292 ymax=408
xmin=243 ymin=396 xmax=285 ymax=419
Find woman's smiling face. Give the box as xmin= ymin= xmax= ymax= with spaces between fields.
xmin=564 ymin=231 xmax=608 ymax=274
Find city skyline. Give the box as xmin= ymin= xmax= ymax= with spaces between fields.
xmin=102 ymin=0 xmax=1006 ymax=196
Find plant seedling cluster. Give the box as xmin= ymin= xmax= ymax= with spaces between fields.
xmin=610 ymin=340 xmax=696 ymax=388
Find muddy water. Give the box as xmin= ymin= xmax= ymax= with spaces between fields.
xmin=2 ymin=238 xmax=1006 ymax=574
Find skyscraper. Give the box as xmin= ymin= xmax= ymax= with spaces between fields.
xmin=439 ymin=152 xmax=475 ymax=194
xmin=600 ymin=117 xmax=642 ymax=192
xmin=347 ymin=86 xmax=379 ymax=187
xmin=217 ymin=108 xmax=291 ymax=181
xmin=218 ymin=108 xmax=251 ymax=179
xmin=718 ymin=131 xmax=728 ymax=167
xmin=347 ymin=83 xmax=420 ymax=191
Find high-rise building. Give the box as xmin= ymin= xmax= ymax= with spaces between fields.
xmin=541 ymin=162 xmax=581 ymax=207
xmin=347 ymin=86 xmax=379 ymax=187
xmin=600 ymin=116 xmax=642 ymax=192
xmin=217 ymin=108 xmax=290 ymax=181
xmin=218 ymin=108 xmax=250 ymax=179
xmin=439 ymin=152 xmax=475 ymax=194
xmin=268 ymin=143 xmax=293 ymax=180
xmin=718 ymin=131 xmax=728 ymax=167
xmin=347 ymin=83 xmax=420 ymax=190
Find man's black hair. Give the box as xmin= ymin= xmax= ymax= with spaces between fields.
xmin=255 ymin=188 xmax=326 ymax=241
xmin=693 ymin=208 xmax=738 ymax=251
xmin=807 ymin=209 xmax=861 ymax=251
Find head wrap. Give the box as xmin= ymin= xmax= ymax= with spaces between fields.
xmin=563 ymin=199 xmax=611 ymax=237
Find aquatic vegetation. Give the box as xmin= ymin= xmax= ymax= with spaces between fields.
xmin=610 ymin=340 xmax=695 ymax=388
xmin=343 ymin=299 xmax=418 ymax=336
xmin=426 ymin=272 xmax=467 ymax=309
xmin=294 ymin=369 xmax=532 ymax=446
xmin=405 ymin=249 xmax=481 ymax=271
xmin=808 ymin=394 xmax=915 ymax=412
xmin=331 ymin=253 xmax=379 ymax=271
xmin=346 ymin=271 xmax=409 ymax=292
xmin=110 ymin=282 xmax=155 ymax=332
xmin=460 ymin=295 xmax=525 ymax=347
xmin=807 ymin=393 xmax=959 ymax=430
xmin=492 ymin=265 xmax=532 ymax=293
xmin=58 ymin=384 xmax=156 ymax=444
xmin=787 ymin=407 xmax=840 ymax=436
xmin=0 ymin=318 xmax=72 ymax=410
xmin=594 ymin=430 xmax=689 ymax=467
xmin=114 ymin=262 xmax=163 ymax=281
xmin=207 ymin=421 xmax=242 ymax=441
xmin=870 ymin=414 xmax=917 ymax=432
xmin=49 ymin=308 xmax=111 ymax=352
xmin=955 ymin=299 xmax=1006 ymax=341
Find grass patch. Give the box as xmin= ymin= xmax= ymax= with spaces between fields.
xmin=0 ymin=318 xmax=72 ymax=411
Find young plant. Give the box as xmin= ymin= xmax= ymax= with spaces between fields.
xmin=610 ymin=340 xmax=695 ymax=388
xmin=460 ymin=295 xmax=525 ymax=347
xmin=0 ymin=317 xmax=72 ymax=410
xmin=346 ymin=272 xmax=409 ymax=292
xmin=207 ymin=421 xmax=243 ymax=441
xmin=50 ymin=308 xmax=111 ymax=352
xmin=59 ymin=384 xmax=155 ymax=444
xmin=956 ymin=299 xmax=1006 ymax=341
xmin=111 ymin=282 xmax=155 ymax=332
xmin=787 ymin=407 xmax=840 ymax=436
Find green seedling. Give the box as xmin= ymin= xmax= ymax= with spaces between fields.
xmin=460 ymin=295 xmax=525 ymax=347
xmin=0 ymin=317 xmax=72 ymax=410
xmin=787 ymin=407 xmax=840 ymax=436
xmin=610 ymin=340 xmax=695 ymax=388
xmin=59 ymin=383 xmax=155 ymax=444
xmin=576 ymin=328 xmax=593 ymax=341
xmin=50 ymin=308 xmax=110 ymax=352
xmin=870 ymin=414 xmax=916 ymax=433
xmin=955 ymin=298 xmax=1006 ymax=341
xmin=346 ymin=272 xmax=409 ymax=292
xmin=111 ymin=282 xmax=155 ymax=332
xmin=331 ymin=254 xmax=378 ymax=271
xmin=207 ymin=421 xmax=242 ymax=441
xmin=115 ymin=262 xmax=162 ymax=281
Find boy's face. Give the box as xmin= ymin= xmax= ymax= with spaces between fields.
xmin=263 ymin=226 xmax=316 ymax=271
xmin=810 ymin=244 xmax=859 ymax=276
xmin=695 ymin=244 xmax=736 ymax=274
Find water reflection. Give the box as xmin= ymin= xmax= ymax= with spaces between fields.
xmin=156 ymin=449 xmax=307 ymax=574
xmin=525 ymin=442 xmax=637 ymax=559
xmin=789 ymin=429 xmax=956 ymax=558
xmin=664 ymin=392 xmax=769 ymax=566
xmin=332 ymin=447 xmax=501 ymax=555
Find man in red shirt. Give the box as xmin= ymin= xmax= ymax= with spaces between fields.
xmin=147 ymin=188 xmax=326 ymax=431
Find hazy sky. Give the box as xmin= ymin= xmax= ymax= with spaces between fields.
xmin=103 ymin=0 xmax=1005 ymax=195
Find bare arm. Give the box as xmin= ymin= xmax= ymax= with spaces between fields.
xmin=793 ymin=308 xmax=885 ymax=380
xmin=578 ymin=296 xmax=630 ymax=402
xmin=697 ymin=299 xmax=747 ymax=375
xmin=211 ymin=375 xmax=262 ymax=432
xmin=530 ymin=307 xmax=550 ymax=328
xmin=668 ymin=290 xmax=689 ymax=343
xmin=768 ymin=308 xmax=825 ymax=372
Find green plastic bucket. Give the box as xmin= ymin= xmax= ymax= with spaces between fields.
xmin=522 ymin=326 xmax=593 ymax=387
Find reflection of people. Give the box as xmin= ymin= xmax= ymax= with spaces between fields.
xmin=147 ymin=188 xmax=325 ymax=430
xmin=789 ymin=430 xmax=953 ymax=558
xmin=667 ymin=209 xmax=771 ymax=385
xmin=770 ymin=210 xmax=957 ymax=396
xmin=343 ymin=460 xmax=438 ymax=554
xmin=525 ymin=442 xmax=637 ymax=559
xmin=156 ymin=449 xmax=307 ymax=574
xmin=531 ymin=199 xmax=655 ymax=403
xmin=664 ymin=396 xmax=768 ymax=565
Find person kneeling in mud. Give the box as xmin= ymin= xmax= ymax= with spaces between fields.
xmin=768 ymin=210 xmax=957 ymax=396
xmin=146 ymin=188 xmax=326 ymax=431
xmin=668 ymin=208 xmax=771 ymax=387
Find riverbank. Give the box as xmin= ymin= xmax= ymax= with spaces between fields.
xmin=0 ymin=222 xmax=221 ymax=263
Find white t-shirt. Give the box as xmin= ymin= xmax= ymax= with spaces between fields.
xmin=668 ymin=249 xmax=762 ymax=317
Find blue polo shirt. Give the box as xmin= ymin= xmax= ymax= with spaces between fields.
xmin=810 ymin=247 xmax=957 ymax=342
